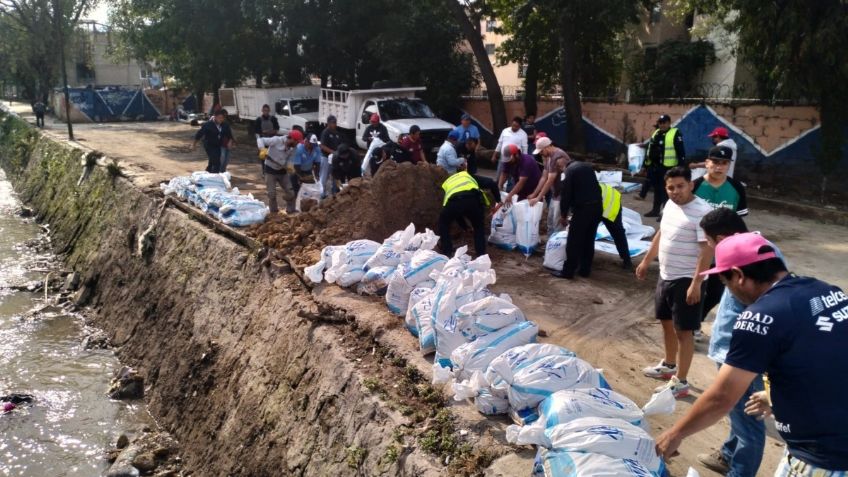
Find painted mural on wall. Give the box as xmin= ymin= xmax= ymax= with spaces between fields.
xmin=461 ymin=104 xmax=847 ymax=174
xmin=56 ymin=86 xmax=161 ymax=122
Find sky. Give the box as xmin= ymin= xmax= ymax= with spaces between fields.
xmin=86 ymin=2 xmax=111 ymax=24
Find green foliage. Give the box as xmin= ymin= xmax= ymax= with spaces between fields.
xmin=344 ymin=445 xmax=367 ymax=469
xmin=625 ymin=39 xmax=716 ymax=99
xmin=0 ymin=113 xmax=39 ymax=173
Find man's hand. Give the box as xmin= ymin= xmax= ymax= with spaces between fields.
xmin=655 ymin=429 xmax=682 ymax=460
xmin=635 ymin=261 xmax=649 ymax=281
xmin=744 ymin=391 xmax=772 ymax=420
xmin=686 ymin=281 xmax=702 ymax=305
xmin=490 ymin=152 xmax=498 ymax=164
xmin=689 ymin=162 xmax=704 ymax=170
xmin=528 ymin=196 xmax=540 ymax=207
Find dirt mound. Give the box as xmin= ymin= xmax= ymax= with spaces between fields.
xmin=249 ymin=160 xmax=448 ymax=264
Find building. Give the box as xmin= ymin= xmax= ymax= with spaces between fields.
xmin=471 ymin=19 xmax=525 ymax=99
xmin=66 ymin=21 xmax=160 ymax=88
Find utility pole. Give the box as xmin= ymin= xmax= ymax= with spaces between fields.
xmin=53 ymin=0 xmax=74 ymax=140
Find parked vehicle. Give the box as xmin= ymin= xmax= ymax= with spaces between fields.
xmin=219 ymin=86 xmax=320 ymax=134
xmin=318 ymin=87 xmax=453 ymax=156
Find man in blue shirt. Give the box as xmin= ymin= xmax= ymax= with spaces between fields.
xmin=437 ymin=129 xmax=464 ymax=174
xmin=696 ymin=208 xmax=785 ymax=477
xmin=453 ymin=113 xmax=480 ymax=157
xmin=656 ymin=232 xmax=848 ymax=475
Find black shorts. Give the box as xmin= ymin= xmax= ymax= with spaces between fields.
xmin=655 ymin=277 xmax=704 ymax=331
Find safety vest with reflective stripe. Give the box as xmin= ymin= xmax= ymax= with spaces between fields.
xmin=645 ymin=128 xmax=679 ymax=168
xmin=442 ymin=171 xmax=490 ymax=206
xmin=600 ymin=183 xmax=621 ymax=222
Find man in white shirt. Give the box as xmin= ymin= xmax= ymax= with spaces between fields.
xmin=256 ymin=129 xmax=302 ymax=214
xmin=636 ymin=166 xmax=714 ymax=398
xmin=690 ymin=127 xmax=738 ymax=178
xmin=490 ymin=117 xmax=529 ymax=186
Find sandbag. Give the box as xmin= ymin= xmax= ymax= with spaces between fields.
xmin=546 ymin=199 xmax=564 ymax=236
xmin=506 ymin=387 xmax=646 ymax=447
xmin=404 ymin=250 xmax=448 ymax=286
xmin=295 ymin=181 xmax=322 ymax=211
xmin=450 ymin=321 xmax=539 ymax=381
xmin=543 ymin=417 xmax=663 ymax=473
xmin=513 ymin=199 xmax=545 ymax=256
xmin=304 ymin=245 xmax=344 ymax=284
xmin=365 ymin=224 xmax=415 ymax=271
xmin=543 ymin=231 xmax=568 ymax=270
xmin=627 ymin=144 xmax=645 ymax=173
xmin=484 ymin=344 xmax=611 ymax=412
xmin=489 ymin=199 xmax=517 ymax=250
xmin=456 ymin=295 xmax=525 ymax=341
xmin=385 ymin=263 xmax=414 ymax=315
xmin=539 ymin=449 xmax=660 ymax=477
xmin=356 ymin=266 xmax=396 ymax=295
xmin=475 ymin=388 xmax=510 ymax=416
xmin=408 ymin=284 xmax=435 ymax=309
xmin=324 ymin=240 xmax=381 ymax=285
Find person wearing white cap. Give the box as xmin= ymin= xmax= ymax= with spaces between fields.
xmin=656 ymin=232 xmax=848 ymax=477
xmin=526 ymin=137 xmax=571 ymax=207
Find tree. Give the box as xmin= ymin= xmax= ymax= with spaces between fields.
xmin=670 ymin=0 xmax=848 ymax=200
xmin=488 ymin=0 xmax=643 ymax=152
xmin=445 ymin=0 xmax=508 ymax=135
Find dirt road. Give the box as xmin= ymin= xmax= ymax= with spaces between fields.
xmin=14 ymin=104 xmax=848 ymax=476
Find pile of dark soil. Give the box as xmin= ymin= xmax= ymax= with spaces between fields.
xmin=249 ymin=160 xmax=448 ymax=265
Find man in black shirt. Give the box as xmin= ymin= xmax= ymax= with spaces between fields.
xmin=362 ymin=113 xmax=390 ymax=147
xmin=254 ymin=104 xmax=280 ymax=138
xmin=552 ymin=157 xmax=603 ymax=279
xmin=190 ymin=110 xmax=233 ymax=173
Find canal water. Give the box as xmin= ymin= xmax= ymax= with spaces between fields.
xmin=0 ymin=169 xmax=151 ymax=476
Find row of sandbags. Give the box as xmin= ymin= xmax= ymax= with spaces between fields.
xmin=303 ymin=223 xmax=675 ymax=476
xmin=160 ymin=172 xmax=269 ymax=227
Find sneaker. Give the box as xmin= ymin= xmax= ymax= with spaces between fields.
xmin=694 ymin=330 xmax=704 ymax=342
xmin=697 ymin=450 xmax=730 ymax=474
xmin=655 ymin=376 xmax=690 ymax=398
xmin=642 ymin=361 xmax=677 ymax=379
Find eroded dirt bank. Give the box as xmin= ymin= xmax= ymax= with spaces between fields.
xmin=0 ymin=112 xmax=517 ymax=475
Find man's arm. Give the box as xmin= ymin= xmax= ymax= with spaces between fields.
xmin=379 ymin=125 xmax=390 ymax=142
xmin=520 ymin=132 xmax=528 ymax=154
xmin=491 ymin=131 xmax=504 ymax=162
xmin=446 ymin=147 xmax=464 ymax=169
xmin=686 ymin=242 xmax=714 ymax=305
xmin=733 ymin=178 xmax=749 ymax=217
xmin=635 ymin=230 xmax=661 ymax=280
xmin=271 ymin=116 xmax=280 ymax=134
xmin=529 ymin=172 xmax=557 ymax=204
xmin=656 ymin=364 xmax=757 ymax=459
xmin=191 ymin=124 xmax=206 ymax=149
xmin=504 ymin=176 xmax=528 ymax=205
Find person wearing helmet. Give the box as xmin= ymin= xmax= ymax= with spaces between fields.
xmin=362 ymin=113 xmax=389 ymax=147
xmin=256 ymin=129 xmax=303 ymax=214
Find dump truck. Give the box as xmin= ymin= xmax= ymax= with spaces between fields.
xmin=219 ymin=86 xmax=321 ymax=134
xmin=318 ymin=87 xmax=453 ymax=156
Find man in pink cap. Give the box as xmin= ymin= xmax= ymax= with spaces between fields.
xmin=656 ymin=232 xmax=848 ymax=476
xmin=690 ymin=126 xmax=738 ymax=178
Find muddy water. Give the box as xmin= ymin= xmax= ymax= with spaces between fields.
xmin=0 ymin=170 xmax=151 ymax=477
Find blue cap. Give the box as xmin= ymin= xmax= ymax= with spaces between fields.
xmin=461 ymin=113 xmax=471 ymax=121
xmin=447 ymin=129 xmax=461 ymax=140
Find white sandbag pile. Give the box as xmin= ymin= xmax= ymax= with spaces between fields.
xmin=302 ymin=223 xmax=676 ymax=477
xmin=160 ymin=172 xmax=269 ymax=227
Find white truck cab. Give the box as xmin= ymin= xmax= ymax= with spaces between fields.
xmin=319 ymin=87 xmax=454 ymax=155
xmin=273 ymin=96 xmax=320 ymax=135
xmin=219 ymin=85 xmax=320 ymax=134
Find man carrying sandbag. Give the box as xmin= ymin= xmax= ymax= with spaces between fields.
xmin=439 ymin=167 xmax=490 ymax=257
xmin=256 ymin=129 xmax=302 ymax=214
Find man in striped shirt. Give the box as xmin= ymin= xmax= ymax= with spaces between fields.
xmin=636 ymin=166 xmax=714 ymax=398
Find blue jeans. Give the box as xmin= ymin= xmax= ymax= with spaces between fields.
xmin=718 ymin=363 xmax=766 ymax=477
xmin=219 ymin=147 xmax=230 ymax=173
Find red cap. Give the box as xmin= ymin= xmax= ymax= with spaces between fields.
xmin=701 ymin=233 xmax=778 ymax=276
xmin=288 ymin=130 xmax=304 ymax=142
xmin=370 ymin=113 xmax=380 ymax=124
xmin=507 ymin=144 xmax=519 ymax=156
xmin=535 ymin=131 xmax=548 ymax=139
xmin=708 ymin=127 xmax=729 ymax=139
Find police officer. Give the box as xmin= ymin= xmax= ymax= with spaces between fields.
xmin=438 ymin=166 xmax=490 ymax=257
xmin=600 ymin=183 xmax=633 ymax=270
xmin=552 ymin=157 xmax=603 ymax=279
xmin=642 ymin=114 xmax=685 ymax=218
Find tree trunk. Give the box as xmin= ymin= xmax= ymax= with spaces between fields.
xmin=523 ymin=45 xmax=540 ymax=117
xmin=446 ymin=0 xmax=507 ymax=138
xmin=559 ymin=22 xmax=585 ymax=152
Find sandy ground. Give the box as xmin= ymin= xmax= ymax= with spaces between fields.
xmin=12 ymin=104 xmax=848 ymax=476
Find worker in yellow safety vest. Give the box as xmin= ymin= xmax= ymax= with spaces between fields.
xmin=439 ymin=167 xmax=491 ymax=257
xmin=638 ymin=114 xmax=686 ymax=219
xmin=600 ymin=183 xmax=633 ymax=270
